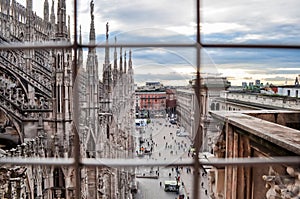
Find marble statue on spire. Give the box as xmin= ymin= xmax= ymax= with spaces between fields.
xmin=106 ymin=22 xmax=109 ymax=40
xmin=90 ymin=0 xmax=94 ymax=16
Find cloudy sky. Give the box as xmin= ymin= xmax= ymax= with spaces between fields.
xmin=20 ymin=0 xmax=300 ymax=86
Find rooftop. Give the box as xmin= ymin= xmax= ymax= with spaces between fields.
xmin=210 ymin=110 xmax=300 ymax=155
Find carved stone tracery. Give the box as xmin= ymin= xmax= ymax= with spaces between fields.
xmin=263 ymin=166 xmax=300 ymax=199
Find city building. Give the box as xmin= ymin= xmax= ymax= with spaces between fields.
xmin=213 ymin=90 xmax=300 ymax=111
xmin=176 ymin=76 xmax=229 ymax=151
xmin=242 ymin=82 xmax=247 ymax=88
xmin=0 ymin=1 xmax=135 ymax=198
xmin=176 ymin=88 xmax=197 ymax=139
xmin=165 ymin=88 xmax=177 ymax=117
xmin=255 ymin=79 xmax=261 ymax=86
xmin=277 ymin=85 xmax=300 ymax=97
xmin=135 ymin=82 xmax=166 ymax=118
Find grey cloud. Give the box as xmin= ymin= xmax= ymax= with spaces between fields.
xmin=134 ymin=72 xmax=192 ymax=84
xmin=66 ymin=1 xmax=300 ymax=86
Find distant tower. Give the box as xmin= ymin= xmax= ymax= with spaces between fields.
xmin=128 ymin=49 xmax=135 ymax=93
xmin=25 ymin=0 xmax=35 ymax=105
xmin=50 ymin=0 xmax=55 ymax=25
xmin=255 ymin=80 xmax=260 ymax=87
xmin=25 ymin=0 xmax=34 ymax=41
xmin=44 ymin=0 xmax=49 ymax=22
xmin=124 ymin=51 xmax=127 ymax=74
xmin=78 ymin=26 xmax=83 ymax=67
xmin=84 ymin=1 xmax=100 ymax=197
xmin=56 ymin=0 xmax=67 ymax=38
xmin=68 ymin=16 xmax=71 ymax=41
xmin=86 ymin=0 xmax=99 ymax=126
xmin=26 ymin=0 xmax=33 ymax=11
xmin=11 ymin=0 xmax=16 ymax=20
xmin=102 ymin=22 xmax=112 ymax=112
xmin=113 ymin=37 xmax=118 ymax=87
xmin=119 ymin=47 xmax=123 ymax=74
xmin=119 ymin=47 xmax=124 ymax=102
xmin=52 ymin=0 xmax=72 ymax=145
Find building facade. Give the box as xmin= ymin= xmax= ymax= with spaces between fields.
xmin=176 ymin=76 xmax=228 ymax=151
xmin=214 ymin=90 xmax=300 ymax=111
xmin=0 ymin=0 xmax=135 ymax=198
xmin=135 ymin=82 xmax=166 ymax=118
xmin=277 ymin=85 xmax=300 ymax=98
xmin=176 ymin=88 xmax=197 ymax=139
xmin=165 ymin=88 xmax=176 ymax=116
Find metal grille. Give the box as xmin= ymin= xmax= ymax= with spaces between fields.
xmin=0 ymin=0 xmax=300 ymax=198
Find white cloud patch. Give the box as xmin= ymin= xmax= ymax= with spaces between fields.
xmin=201 ymin=22 xmax=250 ymax=34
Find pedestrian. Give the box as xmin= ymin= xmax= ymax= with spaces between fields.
xmin=169 ymin=173 xmax=171 ymax=178
xmin=160 ymin=181 xmax=162 ymax=187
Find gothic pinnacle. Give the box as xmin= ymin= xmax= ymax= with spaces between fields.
xmin=106 ymin=22 xmax=109 ymax=40
xmin=89 ymin=0 xmax=95 ymax=43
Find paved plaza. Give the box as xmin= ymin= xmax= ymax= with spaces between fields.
xmin=134 ymin=118 xmax=210 ymax=199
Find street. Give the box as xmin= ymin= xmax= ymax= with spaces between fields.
xmin=133 ymin=178 xmax=178 ymax=199
xmin=133 ymin=117 xmax=210 ymax=199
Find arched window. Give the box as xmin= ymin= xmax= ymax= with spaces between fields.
xmin=216 ymin=103 xmax=220 ymax=110
xmin=211 ymin=103 xmax=215 ymax=110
